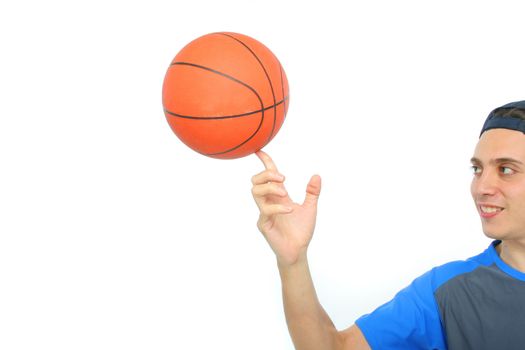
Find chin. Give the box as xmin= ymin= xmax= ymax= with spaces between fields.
xmin=481 ymin=225 xmax=524 ymax=242
xmin=481 ymin=227 xmax=507 ymax=241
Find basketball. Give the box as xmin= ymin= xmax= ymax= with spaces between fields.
xmin=162 ymin=32 xmax=289 ymax=159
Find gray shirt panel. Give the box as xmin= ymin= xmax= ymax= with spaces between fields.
xmin=435 ymin=263 xmax=525 ymax=350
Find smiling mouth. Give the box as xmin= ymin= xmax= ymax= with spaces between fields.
xmin=480 ymin=206 xmax=503 ymax=214
xmin=479 ymin=205 xmax=504 ymax=218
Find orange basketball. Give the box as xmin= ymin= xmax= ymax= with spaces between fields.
xmin=162 ymin=32 xmax=289 ymax=159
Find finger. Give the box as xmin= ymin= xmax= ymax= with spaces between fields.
xmin=303 ymin=174 xmax=321 ymax=206
xmin=255 ymin=150 xmax=278 ymax=171
xmin=252 ymin=182 xmax=288 ymax=210
xmin=252 ymin=182 xmax=288 ymax=199
xmin=259 ymin=204 xmax=293 ymax=218
xmin=251 ymin=170 xmax=285 ymax=185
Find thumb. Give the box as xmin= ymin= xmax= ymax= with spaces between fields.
xmin=303 ymin=174 xmax=321 ymax=206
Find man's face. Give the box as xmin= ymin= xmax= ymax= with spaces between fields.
xmin=471 ymin=128 xmax=525 ymax=242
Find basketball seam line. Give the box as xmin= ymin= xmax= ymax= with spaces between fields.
xmin=164 ymin=96 xmax=288 ymax=120
xmin=279 ymin=63 xmax=287 ymax=117
xmin=216 ymin=32 xmax=278 ymax=145
xmin=167 ymin=61 xmax=266 ymax=156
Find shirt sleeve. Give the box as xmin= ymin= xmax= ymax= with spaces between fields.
xmin=355 ymin=268 xmax=447 ymax=350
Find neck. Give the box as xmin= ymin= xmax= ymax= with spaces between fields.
xmin=497 ymin=240 xmax=525 ymax=273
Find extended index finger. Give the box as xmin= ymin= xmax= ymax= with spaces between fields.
xmin=255 ymin=150 xmax=278 ymax=171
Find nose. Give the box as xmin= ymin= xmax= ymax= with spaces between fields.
xmin=471 ymin=169 xmax=499 ymax=198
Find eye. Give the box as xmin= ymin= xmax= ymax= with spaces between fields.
xmin=500 ymin=166 xmax=515 ymax=175
xmin=471 ymin=165 xmax=482 ymax=175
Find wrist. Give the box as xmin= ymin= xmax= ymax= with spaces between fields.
xmin=277 ymin=250 xmax=309 ymax=271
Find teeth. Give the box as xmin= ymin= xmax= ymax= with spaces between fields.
xmin=481 ymin=206 xmax=502 ymax=213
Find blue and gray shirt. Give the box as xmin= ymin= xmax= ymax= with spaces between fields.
xmin=356 ymin=241 xmax=525 ymax=349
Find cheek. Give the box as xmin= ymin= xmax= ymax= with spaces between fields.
xmin=503 ymin=183 xmax=525 ymax=211
xmin=470 ymin=178 xmax=478 ymax=198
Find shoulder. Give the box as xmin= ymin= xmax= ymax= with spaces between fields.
xmin=354 ymin=245 xmax=495 ymax=349
xmin=423 ymin=243 xmax=495 ymax=291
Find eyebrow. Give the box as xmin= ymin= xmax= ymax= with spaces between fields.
xmin=470 ymin=157 xmax=525 ymax=166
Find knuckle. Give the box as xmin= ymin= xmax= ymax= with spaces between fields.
xmin=261 ymin=205 xmax=274 ymax=217
xmin=256 ymin=220 xmax=264 ymax=233
xmin=273 ymin=184 xmax=286 ymax=195
xmin=260 ymin=206 xmax=270 ymax=217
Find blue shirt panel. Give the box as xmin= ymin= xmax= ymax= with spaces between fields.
xmin=355 ymin=243 xmax=497 ymax=350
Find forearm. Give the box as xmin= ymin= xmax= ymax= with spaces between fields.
xmin=278 ymin=255 xmax=342 ymax=350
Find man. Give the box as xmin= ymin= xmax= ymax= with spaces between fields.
xmin=250 ymin=101 xmax=525 ymax=350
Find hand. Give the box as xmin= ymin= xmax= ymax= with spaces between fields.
xmin=251 ymin=150 xmax=321 ymax=266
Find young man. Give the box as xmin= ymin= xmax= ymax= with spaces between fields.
xmin=251 ymin=101 xmax=525 ymax=350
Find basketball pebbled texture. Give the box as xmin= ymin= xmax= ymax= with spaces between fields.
xmin=162 ymin=32 xmax=289 ymax=159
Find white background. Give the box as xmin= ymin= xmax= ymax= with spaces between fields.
xmin=1 ymin=1 xmax=524 ymax=349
